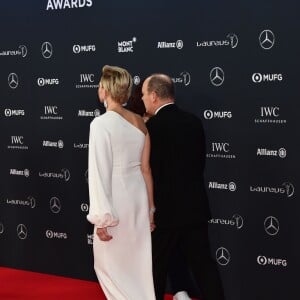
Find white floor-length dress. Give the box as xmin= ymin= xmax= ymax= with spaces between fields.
xmin=87 ymin=111 xmax=156 ymax=300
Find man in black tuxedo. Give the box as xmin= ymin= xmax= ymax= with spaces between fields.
xmin=142 ymin=74 xmax=225 ymax=300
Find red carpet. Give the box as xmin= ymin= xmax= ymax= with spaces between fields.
xmin=0 ymin=267 xmax=178 ymax=300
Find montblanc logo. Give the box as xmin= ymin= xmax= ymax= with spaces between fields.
xmin=4 ymin=109 xmax=25 ymax=117
xmin=78 ymin=109 xmax=100 ymax=117
xmin=197 ymin=33 xmax=238 ymax=48
xmin=207 ymin=142 xmax=236 ymax=159
xmin=0 ymin=45 xmax=28 ymax=57
xmin=39 ymin=168 xmax=71 ymax=181
xmin=117 ymin=37 xmax=137 ymax=53
xmin=41 ymin=106 xmax=63 ymax=120
xmin=46 ymin=0 xmax=92 ymax=10
xmin=208 ymin=181 xmax=237 ymax=191
xmin=204 ymin=110 xmax=232 ymax=119
xmin=257 ymin=255 xmax=287 ymax=267
xmin=257 ymin=147 xmax=287 ymax=158
xmin=172 ymin=71 xmax=191 ymax=86
xmin=76 ymin=74 xmax=98 ymax=89
xmin=10 ymin=168 xmax=30 ymax=177
xmin=6 ymin=196 xmax=36 ymax=209
xmin=46 ymin=230 xmax=67 ymax=239
xmin=209 ymin=214 xmax=244 ymax=230
xmin=250 ymin=182 xmax=295 ymax=197
xmin=42 ymin=139 xmax=64 ymax=148
xmin=37 ymin=77 xmax=60 ymax=86
xmin=8 ymin=136 xmax=28 ymax=150
xmin=252 ymin=73 xmax=283 ymax=83
xmin=73 ymin=44 xmax=96 ymax=54
xmin=255 ymin=106 xmax=286 ymax=124
xmin=157 ymin=39 xmax=183 ymax=49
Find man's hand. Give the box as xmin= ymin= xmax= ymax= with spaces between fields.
xmin=96 ymin=227 xmax=113 ymax=241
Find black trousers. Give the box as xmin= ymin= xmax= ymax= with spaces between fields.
xmin=151 ymin=223 xmax=225 ymax=300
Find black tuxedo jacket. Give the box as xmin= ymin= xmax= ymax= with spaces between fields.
xmin=147 ymin=104 xmax=211 ymax=228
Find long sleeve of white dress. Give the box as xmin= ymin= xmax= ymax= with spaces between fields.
xmin=86 ymin=119 xmax=119 ymax=228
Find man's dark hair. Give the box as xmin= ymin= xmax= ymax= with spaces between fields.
xmin=147 ymin=74 xmax=175 ymax=100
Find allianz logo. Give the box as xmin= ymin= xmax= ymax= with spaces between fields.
xmin=37 ymin=78 xmax=59 ymax=86
xmin=250 ymin=182 xmax=294 ymax=197
xmin=78 ymin=109 xmax=101 ymax=117
xmin=46 ymin=230 xmax=67 ymax=239
xmin=10 ymin=168 xmax=30 ymax=177
xmin=157 ymin=40 xmax=183 ymax=49
xmin=204 ymin=110 xmax=232 ymax=119
xmin=42 ymin=140 xmax=64 ymax=148
xmin=257 ymin=147 xmax=286 ymax=158
xmin=257 ymin=255 xmax=287 ymax=267
xmin=4 ymin=109 xmax=25 ymax=117
xmin=118 ymin=37 xmax=137 ymax=53
xmin=46 ymin=0 xmax=92 ymax=10
xmin=208 ymin=181 xmax=236 ymax=191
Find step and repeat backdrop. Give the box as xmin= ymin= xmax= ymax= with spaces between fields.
xmin=0 ymin=1 xmax=299 ymax=299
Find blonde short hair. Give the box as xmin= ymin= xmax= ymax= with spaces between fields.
xmin=100 ymin=65 xmax=133 ymax=104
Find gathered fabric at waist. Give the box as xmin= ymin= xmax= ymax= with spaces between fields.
xmin=112 ymin=162 xmax=141 ymax=176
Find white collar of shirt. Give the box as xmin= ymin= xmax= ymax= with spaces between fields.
xmin=155 ymin=102 xmax=174 ymax=115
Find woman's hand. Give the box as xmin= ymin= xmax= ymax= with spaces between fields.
xmin=150 ymin=210 xmax=156 ymax=232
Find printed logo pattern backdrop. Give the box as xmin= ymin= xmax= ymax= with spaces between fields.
xmin=0 ymin=1 xmax=299 ymax=299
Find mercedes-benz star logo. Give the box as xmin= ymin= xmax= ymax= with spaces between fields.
xmin=50 ymin=197 xmax=61 ymax=214
xmin=41 ymin=42 xmax=53 ymax=59
xmin=17 ymin=224 xmax=28 ymax=240
xmin=210 ymin=67 xmax=224 ymax=86
xmin=8 ymin=73 xmax=19 ymax=89
xmin=259 ymin=29 xmax=275 ymax=50
xmin=264 ymin=216 xmax=279 ymax=236
xmin=216 ymin=247 xmax=230 ymax=266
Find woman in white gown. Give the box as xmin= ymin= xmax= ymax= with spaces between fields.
xmin=87 ymin=65 xmax=156 ymax=300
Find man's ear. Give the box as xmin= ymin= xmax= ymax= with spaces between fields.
xmin=151 ymin=91 xmax=157 ymax=102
